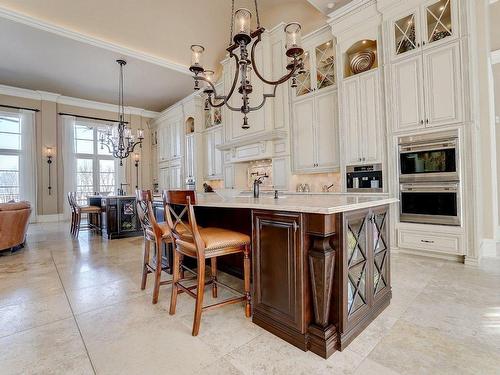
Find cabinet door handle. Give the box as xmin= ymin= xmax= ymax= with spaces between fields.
xmin=426 ymin=119 xmax=429 ymax=124
xmin=422 ymin=41 xmax=426 ymax=46
xmin=420 ymin=120 xmax=424 ymax=125
xmin=421 ymin=239 xmax=434 ymax=244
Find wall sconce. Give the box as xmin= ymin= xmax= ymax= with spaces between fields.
xmin=134 ymin=153 xmax=140 ymax=189
xmin=46 ymin=147 xmax=53 ymax=195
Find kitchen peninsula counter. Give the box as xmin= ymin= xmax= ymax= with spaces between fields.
xmin=154 ymin=192 xmax=397 ymax=359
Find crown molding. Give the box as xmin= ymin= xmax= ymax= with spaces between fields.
xmin=0 ymin=83 xmax=160 ymax=118
xmin=0 ymin=84 xmax=41 ymax=100
xmin=328 ymin=0 xmax=375 ymax=23
xmin=0 ymin=5 xmax=191 ymax=76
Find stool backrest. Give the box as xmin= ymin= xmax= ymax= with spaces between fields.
xmin=135 ymin=190 xmax=156 ymax=241
xmin=162 ymin=190 xmax=205 ymax=257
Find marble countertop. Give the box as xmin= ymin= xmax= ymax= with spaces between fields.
xmin=158 ymin=192 xmax=398 ymax=214
xmin=88 ymin=195 xmax=136 ymax=199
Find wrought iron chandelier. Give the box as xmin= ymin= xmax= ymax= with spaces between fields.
xmin=189 ymin=0 xmax=305 ymax=129
xmin=100 ymin=59 xmax=144 ymax=166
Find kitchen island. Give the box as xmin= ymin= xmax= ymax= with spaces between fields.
xmin=88 ymin=195 xmax=142 ymax=239
xmin=156 ymin=192 xmax=397 ymax=359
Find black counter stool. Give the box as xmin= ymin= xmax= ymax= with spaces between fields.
xmin=164 ymin=190 xmax=251 ymax=336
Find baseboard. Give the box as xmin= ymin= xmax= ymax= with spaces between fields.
xmin=396 ymin=247 xmax=464 ymax=263
xmin=36 ymin=214 xmax=65 ymax=223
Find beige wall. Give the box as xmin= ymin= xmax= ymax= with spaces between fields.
xmin=0 ymin=93 xmax=155 ymax=217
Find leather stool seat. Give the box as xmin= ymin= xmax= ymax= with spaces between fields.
xmin=177 ymin=227 xmax=250 ymax=257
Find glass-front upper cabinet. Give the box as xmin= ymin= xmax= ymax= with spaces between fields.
xmin=423 ymin=0 xmax=455 ymax=46
xmin=295 ymin=39 xmax=336 ymax=98
xmin=390 ymin=0 xmax=457 ymax=59
xmin=394 ymin=11 xmax=419 ymax=57
xmin=315 ymin=40 xmax=336 ymax=90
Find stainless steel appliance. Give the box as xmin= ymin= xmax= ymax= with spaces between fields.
xmin=399 ymin=182 xmax=460 ymax=226
xmin=398 ymin=130 xmax=459 ymax=183
xmin=346 ymin=164 xmax=383 ymax=192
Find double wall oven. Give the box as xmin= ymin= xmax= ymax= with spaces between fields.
xmin=398 ymin=130 xmax=461 ymax=226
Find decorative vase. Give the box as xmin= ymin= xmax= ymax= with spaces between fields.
xmin=349 ymin=49 xmax=376 ymax=75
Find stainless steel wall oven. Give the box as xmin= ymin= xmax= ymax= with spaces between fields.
xmin=398 ymin=130 xmax=461 ymax=226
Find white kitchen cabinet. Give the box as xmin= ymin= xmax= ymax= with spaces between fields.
xmin=292 ymin=88 xmax=339 ymax=173
xmin=185 ymin=133 xmax=195 ymax=180
xmin=204 ymin=126 xmax=223 ymax=180
xmin=157 ymin=126 xmax=170 ymax=163
xmin=342 ymin=70 xmax=383 ymax=165
xmin=423 ymin=42 xmax=462 ymax=127
xmin=390 ymin=0 xmax=458 ymax=61
xmin=391 ymin=55 xmax=425 ymax=132
xmin=292 ymin=96 xmax=315 ymax=171
xmin=391 ymin=41 xmax=461 ymax=132
xmin=159 ymin=166 xmax=170 ymax=190
xmin=169 ymin=163 xmax=182 ymax=189
xmin=170 ymin=116 xmax=183 ymax=159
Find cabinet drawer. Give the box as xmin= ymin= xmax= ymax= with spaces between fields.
xmin=398 ymin=229 xmax=462 ymax=254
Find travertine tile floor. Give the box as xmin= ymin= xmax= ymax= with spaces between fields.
xmin=1 ymin=222 xmax=500 ymax=374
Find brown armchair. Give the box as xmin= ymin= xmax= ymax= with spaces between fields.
xmin=0 ymin=201 xmax=31 ymax=251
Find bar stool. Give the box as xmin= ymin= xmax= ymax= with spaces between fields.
xmin=135 ymin=190 xmax=197 ymax=304
xmin=164 ymin=190 xmax=251 ymax=336
xmin=69 ymin=193 xmax=102 ymax=238
xmin=135 ymin=189 xmax=173 ymax=304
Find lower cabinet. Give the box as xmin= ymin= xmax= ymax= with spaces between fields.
xmin=340 ymin=205 xmax=390 ymax=346
xmin=252 ymin=211 xmax=307 ymax=341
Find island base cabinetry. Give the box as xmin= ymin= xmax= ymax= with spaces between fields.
xmin=251 ymin=205 xmax=391 ymax=358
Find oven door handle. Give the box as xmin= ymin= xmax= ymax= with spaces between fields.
xmin=399 ymin=142 xmax=457 ymax=153
xmin=400 ymin=184 xmax=459 ymax=193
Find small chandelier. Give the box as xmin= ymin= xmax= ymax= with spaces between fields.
xmin=189 ymin=0 xmax=304 ymax=129
xmin=100 ymin=59 xmax=144 ymax=166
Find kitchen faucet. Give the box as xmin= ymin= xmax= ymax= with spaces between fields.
xmin=322 ymin=183 xmax=335 ymax=192
xmin=253 ymin=174 xmax=268 ymax=198
xmin=118 ymin=183 xmax=129 ymax=196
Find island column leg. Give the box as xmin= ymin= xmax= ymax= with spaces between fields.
xmin=307 ymin=215 xmax=338 ymax=358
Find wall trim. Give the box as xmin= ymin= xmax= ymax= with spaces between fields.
xmin=36 ymin=214 xmax=65 ymax=223
xmin=491 ymin=49 xmax=500 ymax=65
xmin=480 ymin=238 xmax=498 ymax=257
xmin=0 ymin=5 xmax=190 ymax=76
xmin=0 ymin=83 xmax=160 ymax=118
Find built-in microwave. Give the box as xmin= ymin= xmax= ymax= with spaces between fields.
xmin=400 ymin=182 xmax=461 ymax=226
xmin=398 ymin=131 xmax=459 ymax=183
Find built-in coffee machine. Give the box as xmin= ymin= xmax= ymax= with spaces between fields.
xmin=346 ymin=164 xmax=383 ymax=193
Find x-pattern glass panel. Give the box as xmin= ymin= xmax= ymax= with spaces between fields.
xmin=395 ymin=14 xmax=417 ymax=55
xmin=426 ymin=0 xmax=452 ymax=44
xmin=372 ymin=212 xmax=388 ymax=296
xmin=296 ymin=52 xmax=312 ymax=96
xmin=315 ymin=40 xmax=335 ymax=90
xmin=347 ymin=217 xmax=367 ymax=316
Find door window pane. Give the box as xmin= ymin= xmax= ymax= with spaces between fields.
xmin=0 ymin=154 xmax=20 ymax=202
xmin=76 ymin=158 xmax=94 ymax=204
xmin=315 ymin=40 xmax=335 ymax=90
xmin=99 ymin=159 xmax=116 ymax=194
xmin=296 ymin=52 xmax=312 ymax=96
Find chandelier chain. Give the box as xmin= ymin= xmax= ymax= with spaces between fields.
xmin=254 ymin=0 xmax=260 ymax=29
xmin=229 ymin=0 xmax=235 ymax=46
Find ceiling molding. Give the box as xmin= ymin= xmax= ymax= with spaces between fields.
xmin=0 ymin=83 xmax=159 ymax=118
xmin=0 ymin=5 xmax=191 ymax=76
xmin=328 ymin=0 xmax=375 ymax=23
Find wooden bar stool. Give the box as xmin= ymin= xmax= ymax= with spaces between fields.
xmin=164 ymin=190 xmax=251 ymax=336
xmin=69 ymin=192 xmax=102 ymax=238
xmin=135 ymin=190 xmax=197 ymax=304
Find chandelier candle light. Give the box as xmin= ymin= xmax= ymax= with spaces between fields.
xmin=189 ymin=0 xmax=304 ymax=129
xmin=100 ymin=60 xmax=144 ymax=165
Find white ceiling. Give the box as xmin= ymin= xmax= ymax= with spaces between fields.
xmin=0 ymin=0 xmax=330 ymax=112
xmin=0 ymin=17 xmax=193 ymax=111
xmin=306 ymin=0 xmax=354 ymax=14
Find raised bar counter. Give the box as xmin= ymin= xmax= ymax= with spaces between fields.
xmin=155 ymin=192 xmax=397 ymax=359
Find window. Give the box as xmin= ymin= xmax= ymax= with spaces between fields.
xmin=74 ymin=122 xmax=116 ymax=204
xmin=0 ymin=113 xmax=21 ymax=203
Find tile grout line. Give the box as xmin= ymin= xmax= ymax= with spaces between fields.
xmin=50 ymin=251 xmax=98 ymax=375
